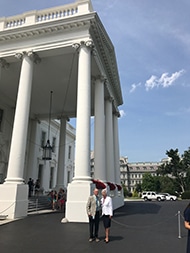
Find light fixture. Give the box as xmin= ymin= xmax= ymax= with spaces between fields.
xmin=42 ymin=91 xmax=53 ymax=160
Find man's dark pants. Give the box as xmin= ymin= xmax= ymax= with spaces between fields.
xmin=89 ymin=211 xmax=100 ymax=238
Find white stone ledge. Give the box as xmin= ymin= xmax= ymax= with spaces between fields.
xmin=0 ymin=0 xmax=93 ymax=31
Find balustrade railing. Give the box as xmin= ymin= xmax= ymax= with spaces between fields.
xmin=0 ymin=0 xmax=92 ymax=31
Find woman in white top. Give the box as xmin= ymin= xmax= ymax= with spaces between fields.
xmin=101 ymin=189 xmax=113 ymax=243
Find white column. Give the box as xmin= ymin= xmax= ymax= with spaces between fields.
xmin=94 ymin=77 xmax=106 ymax=181
xmin=56 ymin=117 xmax=67 ymax=189
xmin=113 ymin=113 xmax=121 ymax=184
xmin=105 ymin=98 xmax=115 ymax=182
xmin=72 ymin=41 xmax=92 ymax=182
xmin=5 ymin=52 xmax=34 ymax=184
xmin=25 ymin=119 xmax=40 ymax=181
xmin=0 ymin=51 xmax=37 ymax=219
xmin=65 ymin=41 xmax=94 ymax=223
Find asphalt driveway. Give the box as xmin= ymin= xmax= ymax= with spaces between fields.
xmin=0 ymin=200 xmax=189 ymax=253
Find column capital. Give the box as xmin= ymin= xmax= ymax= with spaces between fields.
xmin=105 ymin=96 xmax=114 ymax=103
xmin=92 ymin=75 xmax=106 ymax=84
xmin=15 ymin=51 xmax=41 ymax=64
xmin=0 ymin=58 xmax=9 ymax=69
xmin=57 ymin=115 xmax=70 ymax=122
xmin=114 ymin=111 xmax=120 ymax=118
xmin=72 ymin=39 xmax=94 ymax=51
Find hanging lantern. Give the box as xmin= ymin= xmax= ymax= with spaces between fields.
xmin=42 ymin=140 xmax=52 ymax=160
xmin=42 ymin=91 xmax=53 ymax=160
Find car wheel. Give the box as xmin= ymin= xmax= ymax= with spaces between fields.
xmin=157 ymin=197 xmax=161 ymax=201
xmin=170 ymin=198 xmax=174 ymax=201
xmin=144 ymin=197 xmax=148 ymax=201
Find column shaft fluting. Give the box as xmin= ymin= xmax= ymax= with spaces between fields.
xmin=5 ymin=54 xmax=33 ymax=184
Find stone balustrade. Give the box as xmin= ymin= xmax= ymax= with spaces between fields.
xmin=0 ymin=0 xmax=93 ymax=31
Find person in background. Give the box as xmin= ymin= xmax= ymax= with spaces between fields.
xmin=184 ymin=202 xmax=190 ymax=253
xmin=101 ymin=189 xmax=113 ymax=243
xmin=57 ymin=188 xmax=66 ymax=211
xmin=34 ymin=179 xmax=40 ymax=196
xmin=86 ymin=188 xmax=101 ymax=242
xmin=27 ymin=178 xmax=34 ymax=197
xmin=51 ymin=190 xmax=58 ymax=210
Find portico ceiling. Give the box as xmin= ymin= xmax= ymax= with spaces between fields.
xmin=0 ymin=5 xmax=123 ymax=121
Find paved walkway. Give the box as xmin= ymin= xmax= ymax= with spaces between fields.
xmin=0 ymin=200 xmax=189 ymax=253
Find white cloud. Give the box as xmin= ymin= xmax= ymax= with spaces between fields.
xmin=145 ymin=75 xmax=158 ymax=90
xmin=129 ymin=82 xmax=141 ymax=93
xmin=165 ymin=107 xmax=190 ymax=116
xmin=145 ymin=69 xmax=185 ymax=91
xmin=119 ymin=110 xmax=126 ymax=118
xmin=129 ymin=70 xmax=185 ymax=93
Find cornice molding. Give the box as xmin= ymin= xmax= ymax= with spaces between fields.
xmin=0 ymin=17 xmax=92 ymax=42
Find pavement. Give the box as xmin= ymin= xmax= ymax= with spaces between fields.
xmin=0 ymin=200 xmax=189 ymax=253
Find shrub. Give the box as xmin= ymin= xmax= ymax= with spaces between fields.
xmin=181 ymin=191 xmax=190 ymax=199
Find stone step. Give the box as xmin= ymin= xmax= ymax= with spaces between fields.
xmin=28 ymin=196 xmax=51 ymax=213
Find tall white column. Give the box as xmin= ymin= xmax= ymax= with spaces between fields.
xmin=5 ymin=52 xmax=34 ymax=184
xmin=0 ymin=51 xmax=38 ymax=219
xmin=105 ymin=98 xmax=115 ymax=182
xmin=25 ymin=119 xmax=40 ymax=181
xmin=56 ymin=117 xmax=67 ymax=189
xmin=94 ymin=77 xmax=106 ymax=181
xmin=65 ymin=41 xmax=94 ymax=223
xmin=72 ymin=41 xmax=92 ymax=182
xmin=113 ymin=113 xmax=121 ymax=184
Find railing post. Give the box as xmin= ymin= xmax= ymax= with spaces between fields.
xmin=36 ymin=198 xmax=38 ymax=213
xmin=177 ymin=211 xmax=181 ymax=239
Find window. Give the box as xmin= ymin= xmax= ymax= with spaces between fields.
xmin=52 ymin=137 xmax=56 ymax=152
xmin=38 ymin=164 xmax=43 ymax=183
xmin=49 ymin=167 xmax=54 ymax=188
xmin=41 ymin=131 xmax=46 ymax=148
xmin=68 ymin=145 xmax=72 ymax=159
xmin=0 ymin=109 xmax=4 ymax=131
xmin=67 ymin=170 xmax=71 ymax=184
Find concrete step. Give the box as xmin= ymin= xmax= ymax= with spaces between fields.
xmin=28 ymin=196 xmax=51 ymax=213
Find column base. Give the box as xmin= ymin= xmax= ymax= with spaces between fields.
xmin=0 ymin=184 xmax=28 ymax=219
xmin=65 ymin=181 xmax=94 ymax=223
xmin=112 ymin=192 xmax=124 ymax=210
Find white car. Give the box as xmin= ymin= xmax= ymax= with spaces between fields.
xmin=161 ymin=193 xmax=177 ymax=201
xmin=141 ymin=191 xmax=166 ymax=201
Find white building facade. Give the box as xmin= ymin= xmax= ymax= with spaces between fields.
xmin=120 ymin=157 xmax=162 ymax=192
xmin=0 ymin=0 xmax=123 ymax=222
xmin=0 ymin=113 xmax=75 ymax=192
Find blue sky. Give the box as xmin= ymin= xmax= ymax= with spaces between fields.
xmin=0 ymin=0 xmax=190 ymax=162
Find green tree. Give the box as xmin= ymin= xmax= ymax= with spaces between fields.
xmin=141 ymin=173 xmax=156 ymax=191
xmin=135 ymin=183 xmax=142 ymax=193
xmin=159 ymin=176 xmax=176 ymax=194
xmin=182 ymin=147 xmax=190 ymax=191
xmin=158 ymin=148 xmax=186 ymax=192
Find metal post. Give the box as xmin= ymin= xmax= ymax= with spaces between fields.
xmin=178 ymin=211 xmax=181 ymax=239
xmin=36 ymin=198 xmax=38 ymax=213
